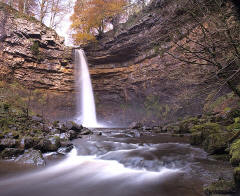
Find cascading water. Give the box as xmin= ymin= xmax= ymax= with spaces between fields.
xmin=75 ymin=49 xmax=98 ymax=127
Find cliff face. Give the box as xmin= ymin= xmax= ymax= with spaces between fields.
xmin=84 ymin=0 xmax=237 ymax=125
xmin=0 ymin=3 xmax=74 ymax=92
xmin=0 ymin=3 xmax=75 ymax=120
xmin=0 ymin=1 xmax=238 ymax=125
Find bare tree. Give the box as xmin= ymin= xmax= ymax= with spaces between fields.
xmin=164 ymin=0 xmax=240 ymax=97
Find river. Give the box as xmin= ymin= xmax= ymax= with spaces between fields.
xmin=0 ymin=128 xmax=234 ymax=196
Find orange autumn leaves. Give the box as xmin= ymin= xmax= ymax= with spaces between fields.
xmin=71 ymin=0 xmax=126 ymax=44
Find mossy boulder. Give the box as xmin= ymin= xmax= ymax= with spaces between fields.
xmin=0 ymin=139 xmax=19 ymax=149
xmin=204 ymin=180 xmax=236 ymax=195
xmin=190 ymin=132 xmax=202 ymax=145
xmin=19 ymin=137 xmax=34 ymax=149
xmin=190 ymin=123 xmax=223 ymax=135
xmin=230 ymin=139 xmax=240 ymax=166
xmin=0 ymin=148 xmax=23 ymax=159
xmin=234 ymin=167 xmax=240 ymax=185
xmin=162 ymin=124 xmax=181 ymax=134
xmin=203 ymin=132 xmax=233 ymax=154
xmin=15 ymin=149 xmax=45 ymax=166
xmin=38 ymin=136 xmax=60 ymax=152
xmin=190 ymin=123 xmax=225 ymax=146
xmin=178 ymin=117 xmax=201 ymax=133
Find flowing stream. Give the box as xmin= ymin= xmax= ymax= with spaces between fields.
xmin=0 ymin=129 xmax=234 ymax=196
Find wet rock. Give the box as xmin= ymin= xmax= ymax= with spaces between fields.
xmin=0 ymin=148 xmax=23 ymax=159
xmin=189 ymin=122 xmax=226 ymax=147
xmin=230 ymin=139 xmax=240 ymax=166
xmin=178 ymin=117 xmax=201 ymax=133
xmin=129 ymin=122 xmax=143 ymax=129
xmin=66 ymin=130 xmax=77 ymax=140
xmin=190 ymin=123 xmax=224 ymax=137
xmin=57 ymin=145 xmax=73 ymax=155
xmin=62 ymin=121 xmax=83 ymax=132
xmin=0 ymin=139 xmax=19 ymax=149
xmin=190 ymin=132 xmax=202 ymax=145
xmin=60 ymin=141 xmax=73 ymax=148
xmin=234 ymin=167 xmax=240 ymax=185
xmin=152 ymin=126 xmax=162 ymax=133
xmin=142 ymin=126 xmax=152 ymax=131
xmin=31 ymin=116 xmax=43 ymax=122
xmin=5 ymin=131 xmax=19 ymax=139
xmin=129 ymin=130 xmax=141 ymax=138
xmin=203 ymin=132 xmax=233 ymax=154
xmin=162 ymin=124 xmax=181 ymax=134
xmin=59 ymin=133 xmax=70 ymax=141
xmin=204 ymin=180 xmax=236 ymax=195
xmin=50 ymin=128 xmax=61 ymax=134
xmin=71 ymin=122 xmax=83 ymax=132
xmin=38 ymin=136 xmax=61 ymax=152
xmin=20 ymin=137 xmax=34 ymax=149
xmin=15 ymin=149 xmax=45 ymax=166
xmin=80 ymin=127 xmax=93 ymax=135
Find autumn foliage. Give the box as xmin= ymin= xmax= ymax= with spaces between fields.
xmin=71 ymin=0 xmax=127 ymax=44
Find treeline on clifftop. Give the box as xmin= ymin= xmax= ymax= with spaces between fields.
xmin=0 ymin=0 xmax=73 ymax=29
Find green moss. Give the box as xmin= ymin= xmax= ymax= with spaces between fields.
xmin=30 ymin=41 xmax=39 ymax=56
xmin=190 ymin=131 xmax=202 ymax=145
xmin=234 ymin=167 xmax=240 ymax=185
xmin=190 ymin=122 xmax=223 ymax=136
xmin=203 ymin=132 xmax=232 ymax=154
xmin=204 ymin=180 xmax=236 ymax=195
xmin=227 ymin=122 xmax=240 ymax=132
xmin=211 ymin=154 xmax=230 ymax=161
xmin=230 ymin=139 xmax=240 ymax=166
xmin=178 ymin=117 xmax=200 ymax=133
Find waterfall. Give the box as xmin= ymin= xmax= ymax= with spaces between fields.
xmin=75 ymin=49 xmax=98 ymax=127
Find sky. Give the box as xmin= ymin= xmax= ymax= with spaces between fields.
xmin=54 ymin=0 xmax=76 ymax=46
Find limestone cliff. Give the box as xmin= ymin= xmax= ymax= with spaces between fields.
xmin=83 ymin=0 xmax=239 ymax=125
xmin=0 ymin=3 xmax=74 ymax=92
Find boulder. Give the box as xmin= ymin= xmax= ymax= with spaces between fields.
xmin=59 ymin=133 xmax=70 ymax=141
xmin=15 ymin=149 xmax=45 ymax=166
xmin=178 ymin=117 xmax=200 ymax=133
xmin=31 ymin=115 xmax=43 ymax=122
xmin=0 ymin=148 xmax=23 ymax=159
xmin=20 ymin=137 xmax=34 ymax=149
xmin=57 ymin=145 xmax=73 ymax=155
xmin=80 ymin=127 xmax=93 ymax=135
xmin=60 ymin=141 xmax=73 ymax=148
xmin=190 ymin=132 xmax=202 ymax=145
xmin=190 ymin=123 xmax=224 ymax=139
xmin=0 ymin=139 xmax=19 ymax=150
xmin=234 ymin=167 xmax=240 ymax=185
xmin=230 ymin=139 xmax=240 ymax=166
xmin=129 ymin=122 xmax=143 ymax=129
xmin=162 ymin=124 xmax=181 ymax=134
xmin=204 ymin=180 xmax=236 ymax=195
xmin=38 ymin=136 xmax=61 ymax=152
xmin=203 ymin=132 xmax=233 ymax=154
xmin=66 ymin=130 xmax=77 ymax=140
xmin=62 ymin=121 xmax=83 ymax=132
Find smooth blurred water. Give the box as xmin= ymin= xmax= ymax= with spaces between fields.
xmin=75 ymin=49 xmax=99 ymax=127
xmin=0 ymin=129 xmax=234 ymax=196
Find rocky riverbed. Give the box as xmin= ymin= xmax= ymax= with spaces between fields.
xmin=0 ymin=127 xmax=239 ymax=196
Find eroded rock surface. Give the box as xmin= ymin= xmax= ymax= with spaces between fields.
xmin=0 ymin=3 xmax=74 ymax=92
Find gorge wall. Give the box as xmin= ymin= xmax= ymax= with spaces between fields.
xmin=0 ymin=3 xmax=75 ymax=119
xmin=84 ymin=0 xmax=238 ymax=126
xmin=0 ymin=1 xmax=238 ymax=126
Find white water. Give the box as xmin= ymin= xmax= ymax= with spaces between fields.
xmin=75 ymin=49 xmax=98 ymax=127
